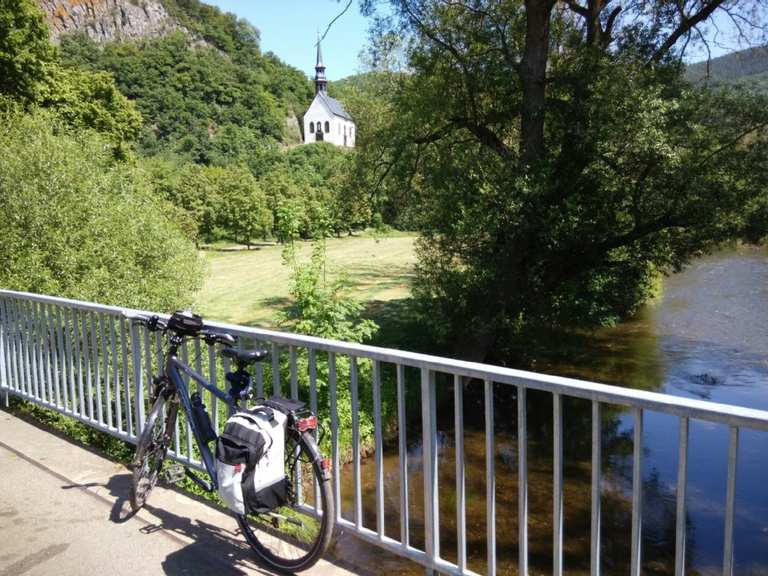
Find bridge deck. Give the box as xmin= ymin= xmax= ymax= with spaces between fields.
xmin=0 ymin=409 xmax=366 ymax=576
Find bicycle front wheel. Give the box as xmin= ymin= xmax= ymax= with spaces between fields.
xmin=236 ymin=430 xmax=335 ymax=572
xmin=130 ymin=392 xmax=178 ymax=511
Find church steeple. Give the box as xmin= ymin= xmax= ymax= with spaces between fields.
xmin=315 ymin=35 xmax=327 ymax=94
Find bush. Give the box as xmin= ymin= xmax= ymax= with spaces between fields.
xmin=279 ymin=241 xmax=385 ymax=457
xmin=0 ymin=110 xmax=203 ymax=311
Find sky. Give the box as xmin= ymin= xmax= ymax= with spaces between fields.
xmin=206 ymin=1 xmax=758 ymax=76
xmin=206 ymin=1 xmax=372 ymax=80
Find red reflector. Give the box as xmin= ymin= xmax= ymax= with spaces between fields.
xmin=297 ymin=415 xmax=317 ymax=432
xmin=321 ymin=458 xmax=332 ymax=471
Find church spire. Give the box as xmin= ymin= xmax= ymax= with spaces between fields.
xmin=315 ymin=34 xmax=327 ymax=94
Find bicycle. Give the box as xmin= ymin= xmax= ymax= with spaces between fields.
xmin=127 ymin=310 xmax=335 ymax=573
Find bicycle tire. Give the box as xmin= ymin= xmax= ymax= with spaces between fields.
xmin=236 ymin=430 xmax=335 ymax=572
xmin=130 ymin=392 xmax=178 ymax=511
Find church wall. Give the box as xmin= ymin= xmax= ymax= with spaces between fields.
xmin=303 ymin=101 xmax=355 ymax=148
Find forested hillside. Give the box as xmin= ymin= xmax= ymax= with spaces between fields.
xmin=54 ymin=0 xmax=314 ymax=155
xmin=41 ymin=0 xmax=378 ymax=247
xmin=686 ymin=46 xmax=768 ymax=91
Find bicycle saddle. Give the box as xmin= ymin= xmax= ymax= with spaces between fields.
xmin=220 ymin=347 xmax=268 ymax=366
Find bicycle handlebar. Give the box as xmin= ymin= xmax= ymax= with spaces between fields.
xmin=124 ymin=313 xmax=236 ymax=346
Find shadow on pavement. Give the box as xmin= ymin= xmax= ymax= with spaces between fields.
xmin=99 ymin=473 xmax=271 ymax=575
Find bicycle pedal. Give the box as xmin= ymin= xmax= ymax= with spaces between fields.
xmin=163 ymin=465 xmax=185 ymax=484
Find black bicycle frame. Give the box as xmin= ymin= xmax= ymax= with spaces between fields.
xmin=164 ymin=346 xmax=238 ymax=491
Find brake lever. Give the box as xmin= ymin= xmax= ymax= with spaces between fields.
xmin=202 ymin=331 xmax=236 ymax=346
xmin=219 ymin=333 xmax=236 ymax=346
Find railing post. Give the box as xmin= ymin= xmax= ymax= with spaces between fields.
xmin=289 ymin=346 xmax=298 ymax=400
xmin=723 ymin=426 xmax=739 ymax=576
xmin=553 ymin=392 xmax=564 ymax=576
xmin=309 ymin=349 xmax=320 ymax=512
xmin=373 ymin=359 xmax=385 ymax=539
xmin=130 ymin=322 xmax=145 ymax=434
xmin=397 ymin=363 xmax=410 ymax=549
xmin=591 ymin=401 xmax=602 ymax=576
xmin=328 ymin=352 xmax=341 ymax=521
xmin=518 ymin=385 xmax=528 ymax=576
xmin=485 ymin=378 xmax=496 ymax=576
xmin=674 ymin=417 xmax=689 ymax=576
xmin=0 ymin=297 xmax=8 ymax=407
xmin=630 ymin=408 xmax=644 ymax=576
xmin=420 ymin=367 xmax=439 ymax=564
xmin=350 ymin=356 xmax=362 ymax=530
xmin=271 ymin=342 xmax=281 ymax=397
xmin=454 ymin=374 xmax=466 ymax=571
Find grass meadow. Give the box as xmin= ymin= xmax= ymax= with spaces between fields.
xmin=195 ymin=232 xmax=418 ymax=329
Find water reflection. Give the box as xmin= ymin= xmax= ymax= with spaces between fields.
xmin=334 ymin=246 xmax=768 ymax=575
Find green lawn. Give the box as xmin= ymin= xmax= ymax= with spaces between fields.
xmin=194 ymin=233 xmax=417 ymax=327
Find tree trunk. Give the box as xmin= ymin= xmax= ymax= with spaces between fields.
xmin=520 ymin=0 xmax=554 ymax=165
xmin=586 ymin=0 xmax=603 ymax=46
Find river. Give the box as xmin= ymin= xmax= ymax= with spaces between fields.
xmin=331 ymin=246 xmax=768 ymax=575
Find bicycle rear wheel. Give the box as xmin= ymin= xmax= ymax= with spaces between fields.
xmin=130 ymin=392 xmax=178 ymax=511
xmin=236 ymin=430 xmax=334 ymax=572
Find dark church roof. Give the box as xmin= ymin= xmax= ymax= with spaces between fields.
xmin=317 ymin=91 xmax=353 ymax=122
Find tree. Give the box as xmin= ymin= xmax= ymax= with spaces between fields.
xmin=281 ymin=240 xmax=378 ymax=342
xmin=41 ymin=66 xmax=143 ymax=144
xmin=0 ymin=2 xmax=142 ymax=146
xmin=59 ymin=26 xmax=311 ymax=160
xmin=332 ymin=72 xmax=409 ymax=226
xmin=217 ymin=166 xmax=273 ymax=246
xmin=278 ymin=239 xmax=381 ymax=458
xmin=0 ymin=0 xmax=56 ymax=103
xmin=0 ymin=110 xmax=203 ymax=311
xmin=363 ymin=0 xmax=768 ymax=361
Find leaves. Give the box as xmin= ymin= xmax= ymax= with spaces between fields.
xmin=0 ymin=0 xmax=56 ymax=103
xmin=368 ymin=0 xmax=768 ymax=360
xmin=0 ymin=110 xmax=203 ymax=311
xmin=280 ymin=241 xmax=379 ymax=343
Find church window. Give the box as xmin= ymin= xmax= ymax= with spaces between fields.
xmin=325 ymin=121 xmax=330 ymax=133
xmin=309 ymin=122 xmax=315 ymax=133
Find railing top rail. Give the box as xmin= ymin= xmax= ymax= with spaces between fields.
xmin=3 ymin=289 xmax=768 ymax=431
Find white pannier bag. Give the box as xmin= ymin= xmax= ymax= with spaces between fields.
xmin=215 ymin=406 xmax=288 ymax=514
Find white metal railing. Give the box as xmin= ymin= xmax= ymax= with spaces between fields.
xmin=1 ymin=289 xmax=767 ymax=576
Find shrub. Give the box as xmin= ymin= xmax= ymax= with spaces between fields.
xmin=0 ymin=110 xmax=203 ymax=311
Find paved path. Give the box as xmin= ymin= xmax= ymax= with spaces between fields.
xmin=0 ymin=410 xmax=366 ymax=576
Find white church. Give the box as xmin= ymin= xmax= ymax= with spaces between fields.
xmin=303 ymin=40 xmax=355 ymax=148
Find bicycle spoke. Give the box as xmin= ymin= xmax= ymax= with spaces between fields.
xmin=237 ymin=431 xmax=333 ymax=571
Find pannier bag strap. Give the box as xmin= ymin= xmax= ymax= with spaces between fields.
xmin=248 ymin=406 xmax=278 ymax=427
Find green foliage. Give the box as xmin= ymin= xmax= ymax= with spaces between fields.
xmin=147 ymin=143 xmax=372 ymax=247
xmin=0 ymin=0 xmax=56 ymax=103
xmin=279 ymin=240 xmax=382 ymax=457
xmin=52 ymin=5 xmax=378 ymax=241
xmin=368 ymin=1 xmax=768 ymax=360
xmin=331 ymin=72 xmax=411 ymax=227
xmin=41 ymin=66 xmax=143 ymax=144
xmin=60 ymin=32 xmax=285 ymax=159
xmin=216 ymin=167 xmax=273 ymax=246
xmin=686 ymin=46 xmax=768 ymax=87
xmin=264 ymin=143 xmax=371 ymax=240
xmin=162 ymin=0 xmax=259 ymax=57
xmin=0 ymin=0 xmax=142 ymax=147
xmin=151 ymin=161 xmax=272 ymax=245
xmin=281 ymin=241 xmax=379 ymax=342
xmin=0 ymin=110 xmax=203 ymax=311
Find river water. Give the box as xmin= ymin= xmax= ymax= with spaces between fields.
xmin=331 ymin=246 xmax=768 ymax=575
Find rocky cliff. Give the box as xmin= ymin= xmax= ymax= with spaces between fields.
xmin=40 ymin=0 xmax=181 ymax=43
